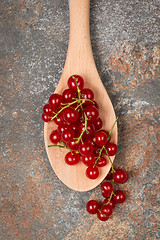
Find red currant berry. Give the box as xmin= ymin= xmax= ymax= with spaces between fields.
xmin=67 ymin=140 xmax=80 ymax=151
xmin=101 ymin=181 xmax=113 ymax=197
xmin=42 ymin=113 xmax=51 ymax=122
xmin=113 ymin=169 xmax=128 ymax=184
xmin=49 ymin=93 xmax=62 ymax=110
xmin=105 ymin=142 xmax=118 ymax=156
xmin=70 ymin=121 xmax=81 ymax=137
xmin=103 ymin=198 xmax=115 ymax=209
xmin=61 ymin=129 xmax=75 ymax=142
xmin=93 ymin=117 xmax=103 ymax=130
xmin=83 ymin=100 xmax=99 ymax=109
xmin=97 ymin=211 xmax=109 ymax=221
xmin=93 ymin=101 xmax=99 ymax=109
xmin=101 ymin=205 xmax=113 ymax=217
xmin=43 ymin=104 xmax=54 ymax=116
xmin=96 ymin=156 xmax=107 ymax=167
xmin=93 ymin=147 xmax=102 ymax=157
xmin=85 ymin=138 xmax=98 ymax=151
xmin=57 ymin=123 xmax=71 ymax=135
xmin=86 ymin=200 xmax=101 ymax=214
xmin=83 ymin=106 xmax=99 ymax=122
xmin=86 ymin=166 xmax=99 ymax=179
xmin=101 ymin=129 xmax=110 ymax=140
xmin=79 ymin=122 xmax=95 ymax=139
xmin=68 ymin=75 xmax=84 ymax=92
xmin=50 ymin=130 xmax=61 ymax=144
xmin=81 ymin=153 xmax=95 ymax=166
xmin=101 ymin=191 xmax=111 ymax=198
xmin=94 ymin=130 xmax=108 ymax=147
xmin=79 ymin=142 xmax=93 ymax=156
xmin=53 ymin=112 xmax=65 ymax=125
xmin=81 ymin=88 xmax=94 ymax=100
xmin=62 ymin=89 xmax=76 ymax=103
xmin=105 ymin=172 xmax=113 ymax=180
xmin=65 ymin=151 xmax=80 ymax=165
xmin=113 ymin=190 xmax=126 ymax=204
xmin=63 ymin=107 xmax=79 ymax=123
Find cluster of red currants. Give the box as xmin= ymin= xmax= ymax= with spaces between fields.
xmin=42 ymin=75 xmax=118 ymax=180
xmin=86 ymin=168 xmax=128 ymax=221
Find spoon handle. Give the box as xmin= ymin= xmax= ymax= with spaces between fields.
xmin=69 ymin=0 xmax=90 ymax=50
xmin=64 ymin=0 xmax=95 ymax=73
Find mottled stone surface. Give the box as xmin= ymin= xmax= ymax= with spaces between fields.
xmin=0 ymin=0 xmax=159 ymax=239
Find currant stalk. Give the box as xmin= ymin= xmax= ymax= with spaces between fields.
xmin=93 ymin=145 xmax=105 ymax=168
xmin=75 ymin=113 xmax=89 ymax=143
xmin=104 ymin=147 xmax=115 ymax=173
xmin=72 ymin=76 xmax=83 ymax=112
xmin=103 ymin=191 xmax=116 ymax=205
xmin=50 ymin=98 xmax=94 ymax=122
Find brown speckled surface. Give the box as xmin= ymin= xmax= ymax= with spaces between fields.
xmin=0 ymin=0 xmax=160 ymax=239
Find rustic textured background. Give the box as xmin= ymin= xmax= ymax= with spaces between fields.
xmin=0 ymin=0 xmax=160 ymax=239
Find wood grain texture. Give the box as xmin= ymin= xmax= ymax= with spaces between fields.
xmin=44 ymin=0 xmax=117 ymax=191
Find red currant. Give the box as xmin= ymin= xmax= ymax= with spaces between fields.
xmin=63 ymin=107 xmax=79 ymax=123
xmin=79 ymin=122 xmax=95 ymax=139
xmin=81 ymin=153 xmax=95 ymax=166
xmin=68 ymin=75 xmax=84 ymax=92
xmin=86 ymin=200 xmax=101 ymax=214
xmin=62 ymin=89 xmax=76 ymax=103
xmin=43 ymin=104 xmax=54 ymax=116
xmin=94 ymin=130 xmax=108 ymax=147
xmin=93 ymin=147 xmax=102 ymax=157
xmin=85 ymin=138 xmax=98 ymax=151
xmin=105 ymin=142 xmax=118 ymax=156
xmin=93 ymin=117 xmax=103 ymax=130
xmin=42 ymin=113 xmax=51 ymax=122
xmin=70 ymin=121 xmax=81 ymax=137
xmin=113 ymin=169 xmax=128 ymax=184
xmin=83 ymin=100 xmax=99 ymax=109
xmin=105 ymin=172 xmax=113 ymax=180
xmin=113 ymin=190 xmax=126 ymax=204
xmin=101 ymin=205 xmax=113 ymax=217
xmin=79 ymin=142 xmax=93 ymax=156
xmin=101 ymin=181 xmax=113 ymax=198
xmin=53 ymin=112 xmax=65 ymax=125
xmin=57 ymin=123 xmax=71 ymax=135
xmin=96 ymin=156 xmax=107 ymax=167
xmin=61 ymin=129 xmax=75 ymax=142
xmin=86 ymin=166 xmax=99 ymax=179
xmin=83 ymin=106 xmax=99 ymax=122
xmin=103 ymin=198 xmax=115 ymax=209
xmin=67 ymin=140 xmax=80 ymax=151
xmin=101 ymin=129 xmax=110 ymax=139
xmin=65 ymin=151 xmax=80 ymax=165
xmin=49 ymin=93 xmax=62 ymax=110
xmin=93 ymin=101 xmax=99 ymax=109
xmin=81 ymin=88 xmax=94 ymax=100
xmin=97 ymin=211 xmax=109 ymax=221
xmin=50 ymin=130 xmax=61 ymax=144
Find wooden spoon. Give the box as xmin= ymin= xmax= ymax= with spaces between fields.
xmin=44 ymin=0 xmax=117 ymax=191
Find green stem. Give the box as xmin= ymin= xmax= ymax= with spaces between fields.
xmin=48 ymin=144 xmax=67 ymax=149
xmin=50 ymin=99 xmax=79 ymax=121
xmin=49 ymin=98 xmax=94 ymax=122
xmin=107 ymin=117 xmax=118 ymax=140
xmin=72 ymin=76 xmax=83 ymax=112
xmin=93 ymin=145 xmax=105 ymax=168
xmin=104 ymin=191 xmax=116 ymax=205
xmin=104 ymin=147 xmax=115 ymax=173
xmin=75 ymin=101 xmax=84 ymax=110
xmin=75 ymin=113 xmax=88 ymax=143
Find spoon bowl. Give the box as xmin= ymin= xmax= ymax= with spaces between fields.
xmin=44 ymin=0 xmax=117 ymax=191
